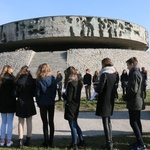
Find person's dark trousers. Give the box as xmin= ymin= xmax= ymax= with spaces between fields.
xmin=102 ymin=116 xmax=113 ymax=150
xmin=57 ymin=89 xmax=62 ymax=101
xmin=85 ymin=85 xmax=91 ymax=100
xmin=143 ymin=86 xmax=146 ymax=100
xmin=128 ymin=110 xmax=144 ymax=145
xmin=68 ymin=119 xmax=84 ymax=145
xmin=40 ymin=105 xmax=55 ymax=146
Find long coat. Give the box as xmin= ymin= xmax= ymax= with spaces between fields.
xmin=15 ymin=73 xmax=36 ymax=118
xmin=64 ymin=80 xmax=83 ymax=120
xmin=95 ymin=73 xmax=117 ymax=117
xmin=0 ymin=73 xmax=16 ymax=113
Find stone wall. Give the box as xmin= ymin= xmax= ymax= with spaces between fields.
xmin=0 ymin=50 xmax=35 ymax=75
xmin=67 ymin=49 xmax=150 ymax=90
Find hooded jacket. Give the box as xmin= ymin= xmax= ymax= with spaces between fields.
xmin=36 ymin=75 xmax=57 ymax=106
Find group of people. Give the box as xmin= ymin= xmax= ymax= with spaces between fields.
xmin=82 ymin=65 xmax=147 ymax=102
xmin=0 ymin=57 xmax=147 ymax=150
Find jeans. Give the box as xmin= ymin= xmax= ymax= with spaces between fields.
xmin=85 ymin=85 xmax=91 ymax=100
xmin=39 ymin=105 xmax=55 ymax=143
xmin=1 ymin=113 xmax=14 ymax=140
xmin=68 ymin=119 xmax=84 ymax=145
xmin=129 ymin=110 xmax=144 ymax=145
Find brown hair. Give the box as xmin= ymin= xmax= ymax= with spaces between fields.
xmin=15 ymin=65 xmax=30 ymax=82
xmin=64 ymin=66 xmax=78 ymax=88
xmin=102 ymin=58 xmax=113 ymax=68
xmin=126 ymin=57 xmax=138 ymax=66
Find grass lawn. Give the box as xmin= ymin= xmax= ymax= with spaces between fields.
xmin=0 ymin=92 xmax=149 ymax=149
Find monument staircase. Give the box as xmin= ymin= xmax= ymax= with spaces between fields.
xmin=29 ymin=51 xmax=67 ymax=78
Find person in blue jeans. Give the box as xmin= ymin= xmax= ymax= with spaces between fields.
xmin=63 ymin=66 xmax=85 ymax=150
xmin=0 ymin=65 xmax=16 ymax=147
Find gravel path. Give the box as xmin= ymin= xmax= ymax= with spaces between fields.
xmin=4 ymin=105 xmax=149 ymax=140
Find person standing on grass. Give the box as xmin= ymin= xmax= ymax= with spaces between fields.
xmin=15 ymin=65 xmax=36 ymax=148
xmin=123 ymin=57 xmax=146 ymax=150
xmin=120 ymin=69 xmax=128 ymax=97
xmin=83 ymin=69 xmax=92 ymax=100
xmin=90 ymin=58 xmax=117 ymax=150
xmin=55 ymin=71 xmax=63 ymax=101
xmin=62 ymin=66 xmax=85 ymax=150
xmin=35 ymin=63 xmax=57 ymax=148
xmin=0 ymin=65 xmax=16 ymax=147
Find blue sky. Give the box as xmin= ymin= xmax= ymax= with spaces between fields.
xmin=0 ymin=0 xmax=150 ymax=51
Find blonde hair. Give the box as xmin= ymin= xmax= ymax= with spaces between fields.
xmin=36 ymin=63 xmax=53 ymax=79
xmin=0 ymin=65 xmax=13 ymax=85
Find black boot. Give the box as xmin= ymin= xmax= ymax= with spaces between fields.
xmin=106 ymin=141 xmax=113 ymax=150
xmin=78 ymin=140 xmax=85 ymax=148
xmin=18 ymin=139 xmax=23 ymax=149
xmin=73 ymin=144 xmax=78 ymax=150
xmin=24 ymin=137 xmax=31 ymax=146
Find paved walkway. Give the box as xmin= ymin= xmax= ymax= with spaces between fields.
xmin=2 ymin=104 xmax=149 ymax=140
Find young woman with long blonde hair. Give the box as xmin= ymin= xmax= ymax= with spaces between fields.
xmin=0 ymin=65 xmax=16 ymax=147
xmin=35 ymin=63 xmax=57 ymax=148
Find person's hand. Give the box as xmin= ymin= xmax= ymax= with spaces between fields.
xmin=90 ymin=92 xmax=98 ymax=100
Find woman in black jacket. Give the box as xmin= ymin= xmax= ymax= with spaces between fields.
xmin=94 ymin=58 xmax=117 ymax=150
xmin=15 ymin=66 xmax=36 ymax=148
xmin=0 ymin=65 xmax=16 ymax=147
xmin=120 ymin=69 xmax=128 ymax=97
xmin=63 ymin=66 xmax=84 ymax=150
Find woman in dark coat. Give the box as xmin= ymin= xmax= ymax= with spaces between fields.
xmin=15 ymin=66 xmax=36 ymax=148
xmin=120 ymin=69 xmax=128 ymax=97
xmin=95 ymin=58 xmax=117 ymax=150
xmin=55 ymin=71 xmax=63 ymax=101
xmin=35 ymin=63 xmax=57 ymax=148
xmin=63 ymin=66 xmax=84 ymax=150
xmin=0 ymin=65 xmax=16 ymax=147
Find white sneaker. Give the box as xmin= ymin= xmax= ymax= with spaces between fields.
xmin=0 ymin=140 xmax=5 ymax=147
xmin=6 ymin=141 xmax=13 ymax=147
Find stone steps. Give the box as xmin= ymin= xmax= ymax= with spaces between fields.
xmin=29 ymin=51 xmax=67 ymax=78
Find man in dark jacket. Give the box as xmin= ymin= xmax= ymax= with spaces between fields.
xmin=83 ymin=69 xmax=92 ymax=100
xmin=123 ymin=57 xmax=146 ymax=150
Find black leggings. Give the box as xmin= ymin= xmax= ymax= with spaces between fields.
xmin=39 ymin=105 xmax=55 ymax=143
xmin=129 ymin=110 xmax=144 ymax=145
xmin=102 ymin=116 xmax=112 ymax=143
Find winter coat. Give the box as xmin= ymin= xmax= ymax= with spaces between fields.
xmin=123 ymin=67 xmax=144 ymax=110
xmin=36 ymin=75 xmax=57 ymax=106
xmin=95 ymin=73 xmax=117 ymax=117
xmin=120 ymin=73 xmax=128 ymax=88
xmin=15 ymin=73 xmax=36 ymax=118
xmin=0 ymin=73 xmax=16 ymax=113
xmin=64 ymin=80 xmax=83 ymax=120
xmin=56 ymin=76 xmax=63 ymax=90
xmin=83 ymin=73 xmax=92 ymax=86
